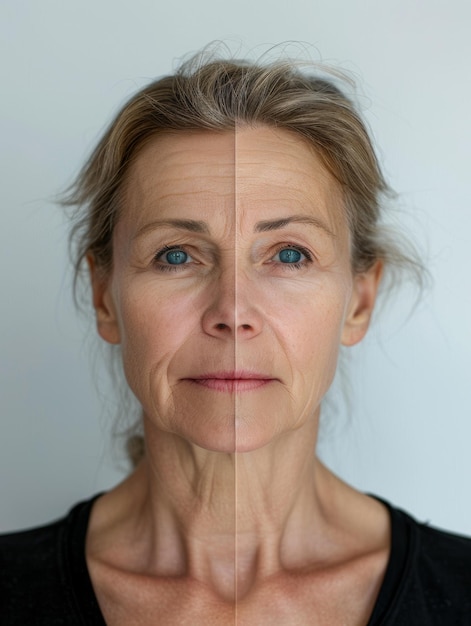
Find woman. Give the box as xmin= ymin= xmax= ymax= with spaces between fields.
xmin=2 ymin=52 xmax=471 ymax=625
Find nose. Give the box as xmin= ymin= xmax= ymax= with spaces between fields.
xmin=201 ymin=268 xmax=263 ymax=340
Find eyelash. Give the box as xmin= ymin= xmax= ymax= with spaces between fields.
xmin=153 ymin=245 xmax=194 ymax=272
xmin=271 ymin=243 xmax=313 ymax=271
xmin=153 ymin=243 xmax=313 ymax=273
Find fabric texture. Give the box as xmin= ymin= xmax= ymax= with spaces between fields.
xmin=1 ymin=494 xmax=471 ymax=625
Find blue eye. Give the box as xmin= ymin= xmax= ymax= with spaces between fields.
xmin=271 ymin=245 xmax=312 ymax=270
xmin=165 ymin=249 xmax=188 ymax=265
xmin=278 ymin=248 xmax=302 ymax=264
xmin=154 ymin=246 xmax=193 ymax=272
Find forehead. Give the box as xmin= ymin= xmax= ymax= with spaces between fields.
xmin=121 ymin=126 xmax=347 ymax=236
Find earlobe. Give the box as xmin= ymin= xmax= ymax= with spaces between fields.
xmin=86 ymin=254 xmax=121 ymax=345
xmin=341 ymin=261 xmax=383 ymax=347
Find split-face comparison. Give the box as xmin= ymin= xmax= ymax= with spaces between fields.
xmin=90 ymin=126 xmax=381 ymax=454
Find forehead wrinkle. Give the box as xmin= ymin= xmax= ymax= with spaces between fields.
xmin=236 ymin=163 xmax=316 ymax=179
xmin=235 ymin=131 xmax=321 ymax=174
xmin=131 ymin=173 xmax=235 ymax=197
xmin=138 ymin=154 xmax=235 ymax=183
xmin=133 ymin=133 xmax=235 ymax=167
xmin=235 ymin=187 xmax=339 ymax=236
xmin=234 ymin=125 xmax=346 ymax=230
xmin=235 ymin=170 xmax=347 ymax=239
xmin=125 ymin=173 xmax=235 ymax=232
xmin=150 ymin=189 xmax=235 ymax=203
xmin=236 ymin=160 xmax=335 ymax=202
xmin=128 ymin=168 xmax=227 ymax=196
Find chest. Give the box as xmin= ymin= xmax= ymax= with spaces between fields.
xmin=93 ymin=568 xmax=382 ymax=626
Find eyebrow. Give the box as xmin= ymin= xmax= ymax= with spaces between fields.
xmin=134 ymin=214 xmax=335 ymax=239
xmin=134 ymin=218 xmax=210 ymax=239
xmin=254 ymin=215 xmax=336 ymax=237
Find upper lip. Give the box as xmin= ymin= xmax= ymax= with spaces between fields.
xmin=189 ymin=371 xmax=275 ymax=380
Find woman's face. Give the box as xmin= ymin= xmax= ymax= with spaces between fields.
xmin=91 ymin=127 xmax=380 ymax=453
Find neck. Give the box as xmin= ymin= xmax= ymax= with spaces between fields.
xmin=113 ymin=410 xmax=344 ymax=600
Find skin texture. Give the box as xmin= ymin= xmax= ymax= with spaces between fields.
xmin=87 ymin=127 xmax=388 ymax=625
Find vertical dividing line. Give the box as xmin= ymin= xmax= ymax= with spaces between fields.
xmin=234 ymin=123 xmax=239 ymax=626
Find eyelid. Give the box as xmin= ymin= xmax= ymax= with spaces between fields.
xmin=271 ymin=242 xmax=314 ymax=261
xmin=151 ymin=241 xmax=314 ymax=273
xmin=152 ymin=244 xmax=195 ymax=273
xmin=154 ymin=244 xmax=190 ymax=260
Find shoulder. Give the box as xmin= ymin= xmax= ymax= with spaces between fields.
xmin=384 ymin=502 xmax=471 ymax=624
xmin=0 ymin=516 xmax=71 ymax=624
xmin=1 ymin=512 xmax=64 ymax=560
xmin=404 ymin=509 xmax=471 ymax=580
xmin=0 ymin=496 xmax=102 ymax=625
xmin=411 ymin=517 xmax=471 ymax=598
xmin=417 ymin=516 xmax=471 ymax=560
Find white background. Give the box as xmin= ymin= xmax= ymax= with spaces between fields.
xmin=1 ymin=1 xmax=470 ymax=533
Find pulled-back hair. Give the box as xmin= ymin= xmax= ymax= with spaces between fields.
xmin=63 ymin=51 xmax=421 ymax=295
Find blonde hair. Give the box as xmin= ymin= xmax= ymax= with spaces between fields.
xmin=64 ymin=52 xmax=421 ymax=287
xmin=62 ymin=49 xmax=423 ymax=463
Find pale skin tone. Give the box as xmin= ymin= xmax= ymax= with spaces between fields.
xmin=86 ymin=126 xmax=389 ymax=625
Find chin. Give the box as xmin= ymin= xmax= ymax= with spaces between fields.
xmin=172 ymin=413 xmax=237 ymax=454
xmin=172 ymin=415 xmax=281 ymax=455
xmin=185 ymin=431 xmax=279 ymax=455
xmin=233 ymin=421 xmax=282 ymax=454
xmin=152 ymin=390 xmax=298 ymax=455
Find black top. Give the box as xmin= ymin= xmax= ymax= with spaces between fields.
xmin=1 ymin=495 xmax=471 ymax=625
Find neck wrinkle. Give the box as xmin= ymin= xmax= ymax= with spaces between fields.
xmin=130 ymin=410 xmax=336 ymax=599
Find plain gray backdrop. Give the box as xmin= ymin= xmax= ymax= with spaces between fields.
xmin=1 ymin=0 xmax=470 ymax=533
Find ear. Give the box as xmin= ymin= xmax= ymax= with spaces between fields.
xmin=341 ymin=260 xmax=383 ymax=347
xmin=86 ymin=253 xmax=121 ymax=345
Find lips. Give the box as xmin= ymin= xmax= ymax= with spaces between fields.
xmin=185 ymin=371 xmax=276 ymax=392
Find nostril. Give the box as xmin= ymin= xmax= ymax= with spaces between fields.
xmin=241 ymin=324 xmax=252 ymax=330
xmin=215 ymin=323 xmax=228 ymax=331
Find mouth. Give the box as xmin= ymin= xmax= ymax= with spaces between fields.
xmin=184 ymin=371 xmax=277 ymax=392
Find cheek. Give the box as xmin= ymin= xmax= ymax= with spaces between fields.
xmin=266 ymin=281 xmax=350 ymax=398
xmin=116 ymin=281 xmax=202 ymax=385
xmin=264 ymin=280 xmax=348 ymax=348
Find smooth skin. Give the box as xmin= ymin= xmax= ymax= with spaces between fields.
xmin=86 ymin=126 xmax=389 ymax=625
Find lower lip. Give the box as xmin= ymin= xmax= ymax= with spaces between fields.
xmin=188 ymin=378 xmax=274 ymax=392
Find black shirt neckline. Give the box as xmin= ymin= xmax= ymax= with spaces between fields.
xmin=61 ymin=493 xmax=107 ymax=625
xmin=366 ymin=495 xmax=417 ymax=625
xmin=62 ymin=493 xmax=416 ymax=626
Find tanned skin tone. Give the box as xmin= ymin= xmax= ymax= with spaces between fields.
xmin=86 ymin=127 xmax=389 ymax=625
